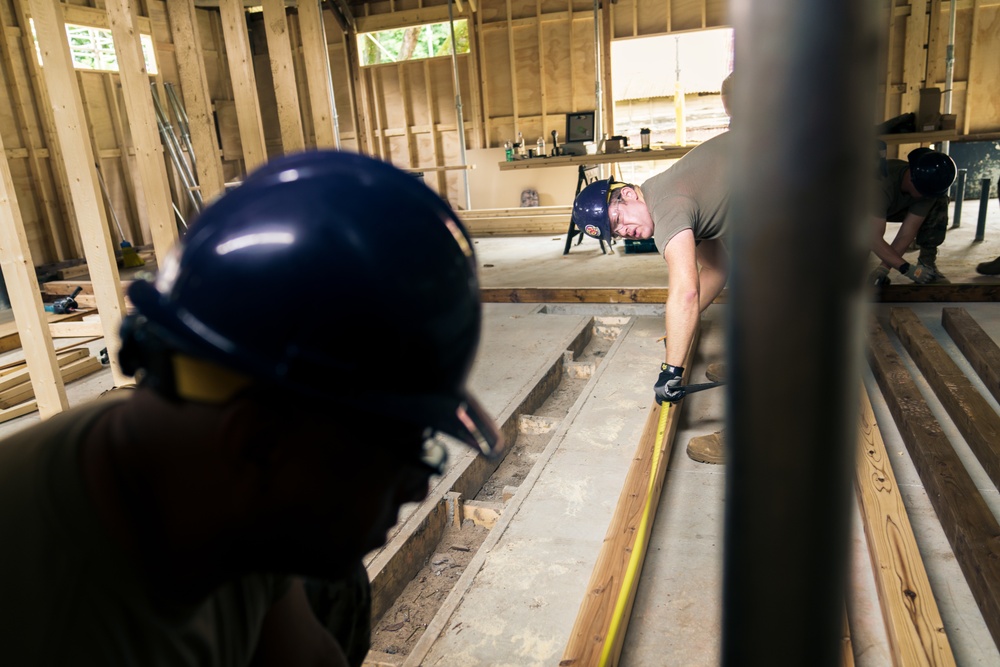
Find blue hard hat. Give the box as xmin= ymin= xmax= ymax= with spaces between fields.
xmin=572 ymin=178 xmax=629 ymax=241
xmin=908 ymin=147 xmax=956 ymax=197
xmin=120 ymin=150 xmax=503 ymax=459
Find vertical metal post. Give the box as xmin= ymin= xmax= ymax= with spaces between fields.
xmin=447 ymin=0 xmax=470 ymax=211
xmin=975 ymin=177 xmax=991 ymax=242
xmin=951 ymin=168 xmax=966 ymax=228
xmin=725 ymin=0 xmax=875 ymax=665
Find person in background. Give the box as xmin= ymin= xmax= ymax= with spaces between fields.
xmin=869 ymin=146 xmax=957 ymax=286
xmin=0 ymin=151 xmax=504 ymax=666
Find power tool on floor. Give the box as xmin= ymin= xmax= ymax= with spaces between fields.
xmin=44 ymin=286 xmax=83 ymax=314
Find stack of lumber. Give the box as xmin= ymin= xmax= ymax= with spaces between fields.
xmin=459 ymin=205 xmax=571 ymax=236
xmin=0 ymin=347 xmax=105 ymax=424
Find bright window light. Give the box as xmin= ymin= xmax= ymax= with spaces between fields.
xmin=357 ymin=19 xmax=469 ymax=66
xmin=30 ymin=19 xmax=158 ymax=75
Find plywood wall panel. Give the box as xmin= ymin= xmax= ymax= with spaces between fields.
xmin=968 ymin=4 xmax=1000 ymax=132
xmin=637 ymin=0 xmax=668 ymax=35
xmin=571 ymin=16 xmax=595 ymax=112
xmin=482 ymin=28 xmax=513 ymax=118
xmin=381 ymin=65 xmax=406 ymax=129
xmin=706 ymin=0 xmax=728 ymax=27
xmin=513 ymin=25 xmax=541 ymax=117
xmin=542 ymin=19 xmax=573 ymax=112
xmin=670 ymin=0 xmax=706 ymax=32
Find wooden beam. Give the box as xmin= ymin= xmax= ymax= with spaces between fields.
xmin=49 ymin=320 xmax=105 ymax=338
xmin=101 ymin=76 xmax=145 ymax=245
xmin=354 ymin=5 xmax=459 ymax=33
xmin=869 ymin=320 xmax=1000 ymax=650
xmin=0 ymin=134 xmax=68 ymax=416
xmin=901 ymin=0 xmax=929 ymax=115
xmin=167 ymin=0 xmax=226 ymax=202
xmin=889 ymin=307 xmax=1000 ymax=492
xmin=27 ymin=0 xmax=129 ymax=386
xmin=218 ymin=0 xmax=268 ymax=171
xmin=962 ymin=0 xmax=982 ymax=134
xmin=561 ymin=333 xmax=698 ymax=666
xmin=855 ymin=382 xmax=955 ymax=665
xmin=878 ymin=284 xmax=1000 ymax=302
xmin=261 ymin=0 xmax=305 ymax=153
xmin=941 ymin=307 xmax=1000 ymax=405
xmin=104 ymin=0 xmax=178 ymax=267
xmin=298 ymin=0 xmax=339 ymax=148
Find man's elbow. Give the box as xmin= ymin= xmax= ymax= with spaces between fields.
xmin=671 ymin=286 xmax=700 ymax=309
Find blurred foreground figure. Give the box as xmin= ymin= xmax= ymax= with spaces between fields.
xmin=0 ymin=151 xmax=503 ymax=666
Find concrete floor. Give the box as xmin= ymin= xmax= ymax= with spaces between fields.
xmin=0 ymin=199 xmax=997 ymax=664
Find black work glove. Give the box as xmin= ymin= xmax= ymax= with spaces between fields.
xmin=653 ymin=363 xmax=685 ymax=405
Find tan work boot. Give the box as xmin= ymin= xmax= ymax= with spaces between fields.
xmin=687 ymin=431 xmax=725 ymax=464
xmin=705 ymin=362 xmax=726 ymax=383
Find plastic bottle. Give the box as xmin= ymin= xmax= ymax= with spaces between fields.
xmin=536 ymin=136 xmax=546 ymax=157
xmin=504 ymin=140 xmax=513 ymax=162
xmin=517 ymin=132 xmax=525 ymax=157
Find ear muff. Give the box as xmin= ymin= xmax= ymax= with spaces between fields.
xmin=118 ymin=315 xmax=180 ymax=399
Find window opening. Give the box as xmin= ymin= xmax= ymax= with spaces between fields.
xmin=357 ymin=19 xmax=469 ymax=66
xmin=31 ymin=20 xmax=159 ymax=75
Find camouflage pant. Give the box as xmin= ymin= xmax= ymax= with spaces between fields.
xmin=887 ymin=196 xmax=949 ymax=261
xmin=305 ymin=562 xmax=372 ymax=667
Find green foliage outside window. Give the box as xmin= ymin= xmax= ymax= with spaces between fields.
xmin=358 ymin=19 xmax=469 ymax=66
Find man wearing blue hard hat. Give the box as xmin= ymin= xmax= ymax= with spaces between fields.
xmin=0 ymin=151 xmax=504 ymax=665
xmin=869 ymin=146 xmax=956 ymax=286
xmin=572 ymin=128 xmax=732 ymax=463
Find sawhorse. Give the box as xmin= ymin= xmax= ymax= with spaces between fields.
xmin=563 ymin=164 xmax=612 ymax=255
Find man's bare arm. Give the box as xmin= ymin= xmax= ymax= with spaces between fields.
xmin=663 ymin=229 xmax=700 ymax=367
xmin=252 ymin=579 xmax=349 ymax=667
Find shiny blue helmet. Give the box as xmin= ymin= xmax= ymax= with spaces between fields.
xmin=572 ymin=178 xmax=628 ymax=241
xmin=907 ymin=147 xmax=957 ymax=197
xmin=119 ymin=150 xmax=503 ymax=459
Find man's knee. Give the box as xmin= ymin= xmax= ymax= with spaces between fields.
xmin=917 ymin=197 xmax=949 ymax=248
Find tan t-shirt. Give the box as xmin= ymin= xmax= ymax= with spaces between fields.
xmin=646 ymin=131 xmax=732 ymax=253
xmin=0 ymin=397 xmax=290 ymax=666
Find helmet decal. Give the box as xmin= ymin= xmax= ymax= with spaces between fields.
xmin=584 ymin=224 xmax=601 ymax=238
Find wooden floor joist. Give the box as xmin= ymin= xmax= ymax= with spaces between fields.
xmin=478 ymin=284 xmax=1000 ymax=306
xmin=942 ymin=307 xmax=1000 ymax=405
xmin=855 ymin=379 xmax=955 ymax=665
xmin=560 ymin=333 xmax=697 ymax=666
xmin=889 ymin=308 xmax=1000 ymax=492
xmin=869 ymin=320 xmax=1000 ymax=650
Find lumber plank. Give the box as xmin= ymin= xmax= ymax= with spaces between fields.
xmin=878 ymin=284 xmax=1000 ymax=303
xmin=218 ymin=0 xmax=268 ymax=171
xmin=298 ymin=0 xmax=339 ymax=148
xmin=104 ymin=0 xmax=178 ymax=267
xmin=942 ymin=307 xmax=1000 ymax=405
xmin=0 ymin=401 xmax=39 ymax=425
xmin=869 ymin=321 xmax=1000 ymax=649
xmin=49 ymin=321 xmax=105 ymax=339
xmin=0 ymin=126 xmax=69 ymax=416
xmin=41 ymin=280 xmax=134 ymax=296
xmin=855 ymin=380 xmax=955 ymax=665
xmin=889 ymin=307 xmax=1000 ymax=492
xmin=0 ymin=356 xmax=104 ymax=409
xmin=0 ymin=349 xmax=90 ymax=393
xmin=261 ymin=0 xmax=306 ymax=153
xmin=561 ymin=332 xmax=698 ymax=666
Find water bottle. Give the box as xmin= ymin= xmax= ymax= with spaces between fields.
xmin=517 ymin=132 xmax=525 ymax=157
xmin=504 ymin=140 xmax=513 ymax=162
xmin=536 ymin=136 xmax=546 ymax=157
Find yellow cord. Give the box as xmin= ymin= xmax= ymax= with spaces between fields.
xmin=598 ymin=402 xmax=672 ymax=666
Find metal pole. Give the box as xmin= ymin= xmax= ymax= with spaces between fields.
xmin=725 ymin=0 xmax=875 ymax=664
xmin=151 ymin=84 xmax=202 ymax=213
xmin=447 ymin=0 xmax=471 ymax=211
xmin=593 ymin=0 xmax=603 ymax=177
xmin=951 ymin=168 xmax=966 ymax=228
xmin=164 ymin=83 xmax=199 ymax=181
xmin=942 ymin=0 xmax=957 ymax=155
xmin=975 ymin=177 xmax=991 ymax=242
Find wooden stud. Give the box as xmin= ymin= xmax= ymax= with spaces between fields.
xmin=261 ymin=0 xmax=306 ymax=153
xmin=101 ymin=76 xmax=145 ymax=244
xmin=104 ymin=0 xmax=178 ymax=267
xmin=298 ymin=0 xmax=339 ymax=148
xmin=506 ymin=0 xmax=519 ymax=136
xmin=855 ymin=381 xmax=955 ymax=665
xmin=218 ymin=0 xmax=269 ymax=171
xmin=397 ymin=65 xmax=418 ymax=166
xmin=27 ymin=0 xmax=129 ymax=386
xmin=941 ymin=307 xmax=1000 ymax=405
xmin=890 ymin=307 xmax=1000 ymax=492
xmin=0 ymin=133 xmax=68 ymax=416
xmin=0 ymin=17 xmax=66 ymax=261
xmin=869 ymin=320 xmax=1000 ymax=650
xmin=962 ymin=0 xmax=983 ymax=134
xmin=561 ymin=332 xmax=698 ymax=666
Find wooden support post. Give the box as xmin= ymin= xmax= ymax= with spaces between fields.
xmin=104 ymin=0 xmax=178 ymax=268
xmin=942 ymin=307 xmax=1000 ymax=405
xmin=218 ymin=0 xmax=269 ymax=172
xmin=27 ymin=0 xmax=130 ymax=386
xmin=869 ymin=321 xmax=1000 ymax=650
xmin=167 ymin=0 xmax=226 ymax=202
xmin=298 ymin=0 xmax=340 ymax=149
xmin=901 ymin=0 xmax=929 ymax=117
xmin=855 ymin=381 xmax=955 ymax=665
xmin=561 ymin=333 xmax=697 ymax=666
xmin=889 ymin=307 xmax=1000 ymax=492
xmin=0 ymin=134 xmax=68 ymax=417
xmin=261 ymin=0 xmax=306 ymax=153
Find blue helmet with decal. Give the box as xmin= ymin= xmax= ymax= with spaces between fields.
xmin=907 ymin=147 xmax=956 ymax=197
xmin=572 ymin=178 xmax=628 ymax=241
xmin=119 ymin=150 xmax=503 ymax=459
